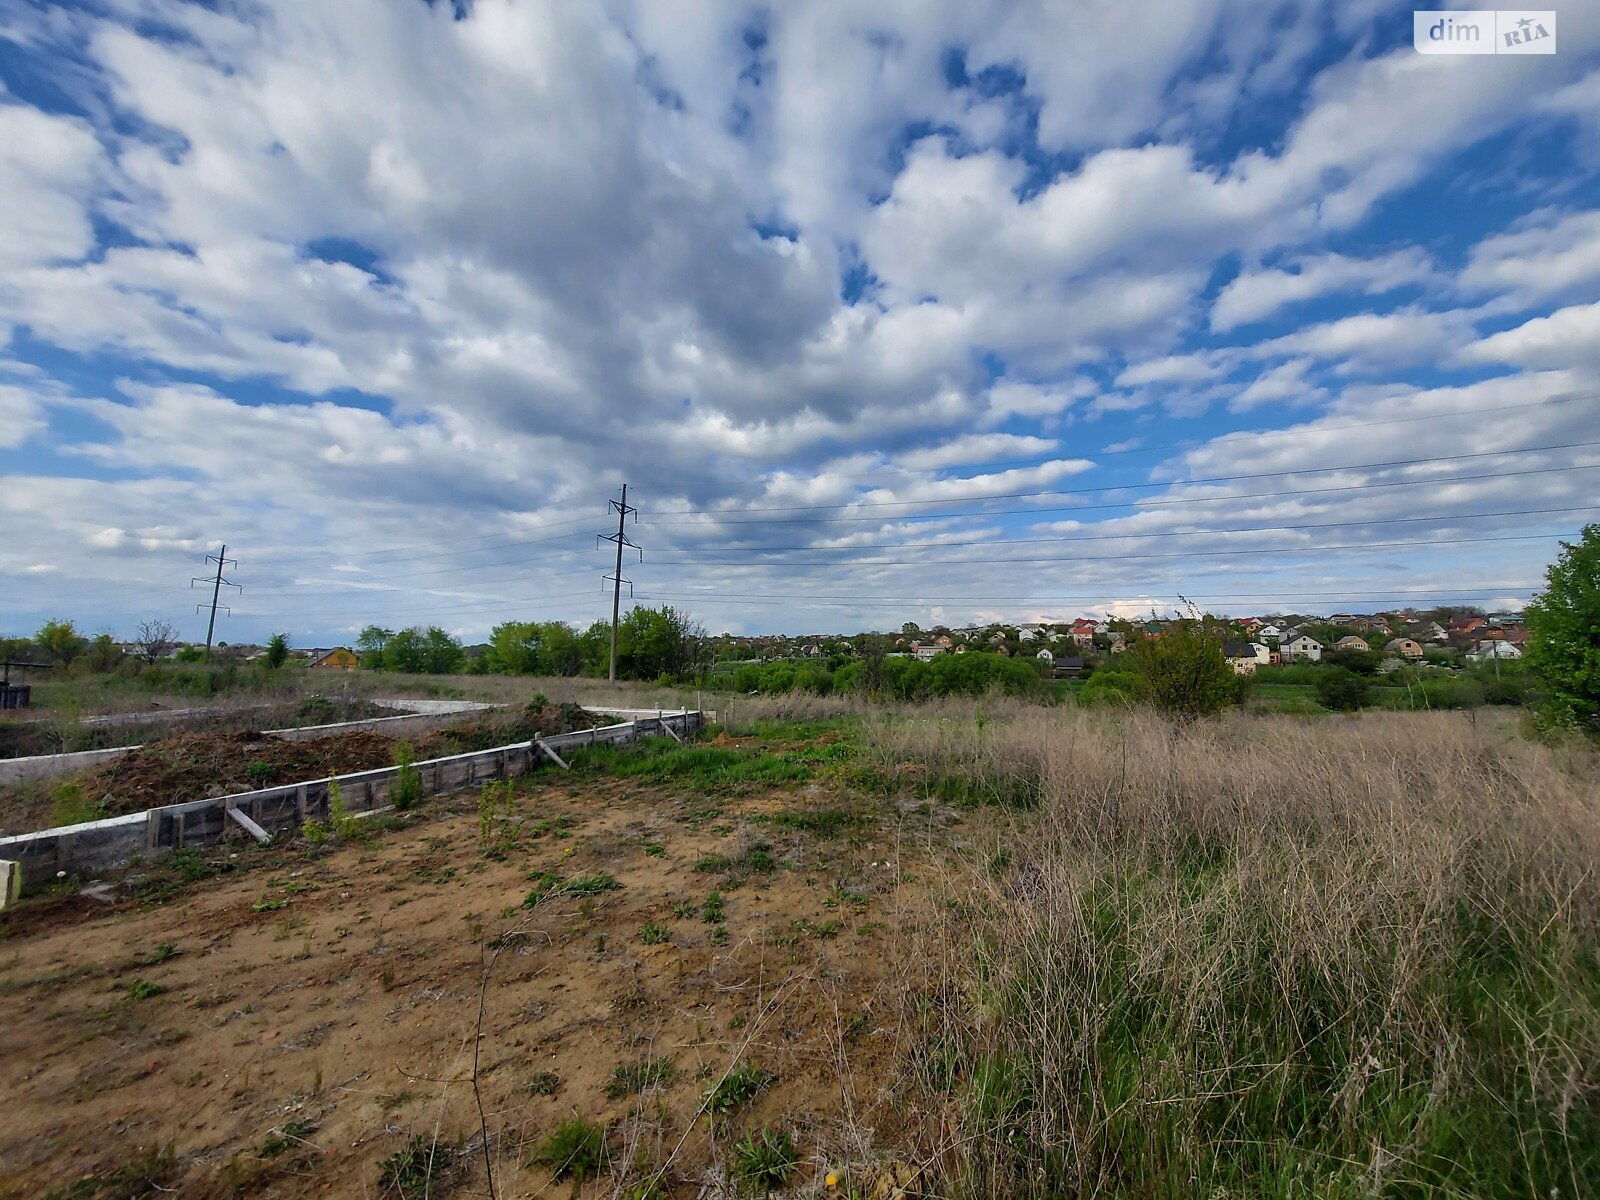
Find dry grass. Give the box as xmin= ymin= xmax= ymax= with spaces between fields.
xmin=872 ymin=706 xmax=1600 ymax=1198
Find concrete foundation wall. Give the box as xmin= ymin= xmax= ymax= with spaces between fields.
xmin=0 ymin=711 xmax=700 ymax=893
xmin=0 ymin=700 xmax=500 ymax=786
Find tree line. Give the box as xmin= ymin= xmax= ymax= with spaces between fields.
xmin=357 ymin=605 xmax=709 ymax=682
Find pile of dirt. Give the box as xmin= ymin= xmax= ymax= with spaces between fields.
xmin=75 ymin=729 xmax=446 ymax=815
xmin=64 ymin=700 xmax=610 ymax=816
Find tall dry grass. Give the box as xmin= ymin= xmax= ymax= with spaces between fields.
xmin=876 ymin=707 xmax=1600 ymax=1198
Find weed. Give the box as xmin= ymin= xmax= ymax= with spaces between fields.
xmin=525 ymin=1070 xmax=561 ymax=1096
xmin=246 ymin=761 xmax=276 ymax=787
xmin=329 ymin=778 xmax=360 ymax=838
xmin=252 ymin=897 xmax=289 ymax=913
xmin=390 ymin=742 xmax=422 ymax=811
xmin=730 ymin=1127 xmax=798 ymax=1192
xmin=260 ymin=1118 xmax=317 ymax=1158
xmin=644 ymin=841 xmax=665 ymax=857
xmin=131 ymin=943 xmax=178 ymax=968
xmin=707 ymin=1061 xmax=778 ymax=1115
xmin=673 ymin=901 xmax=696 ymax=918
xmin=701 ymin=892 xmax=726 ymax=923
xmin=638 ymin=921 xmax=672 ymax=946
xmin=578 ymin=741 xmax=813 ymax=790
xmin=123 ymin=979 xmax=167 ymax=1001
xmin=764 ymin=807 xmax=867 ymax=837
xmin=51 ymin=782 xmax=106 ymax=827
xmin=171 ymin=848 xmax=225 ymax=882
xmin=697 ymin=842 xmax=776 ymax=889
xmin=523 ymin=869 xmax=621 ymax=907
xmin=302 ymin=818 xmax=328 ymax=845
xmin=377 ymin=1134 xmax=458 ymax=1197
xmin=526 ymin=815 xmax=574 ymax=839
xmin=41 ymin=1144 xmax=177 ymax=1199
xmin=710 ymin=923 xmax=729 ymax=946
xmin=615 ymin=982 xmax=649 ymax=1010
xmin=532 ymin=1117 xmax=607 ymax=1181
xmin=607 ymin=1055 xmax=676 ymax=1099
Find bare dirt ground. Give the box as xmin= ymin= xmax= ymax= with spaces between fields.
xmin=0 ymin=736 xmax=958 ymax=1198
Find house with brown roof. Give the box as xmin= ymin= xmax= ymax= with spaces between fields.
xmin=1384 ymin=638 xmax=1425 ymax=661
xmin=308 ymin=647 xmax=359 ymax=670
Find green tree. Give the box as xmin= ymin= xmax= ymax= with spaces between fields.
xmin=1316 ymin=667 xmax=1370 ymax=712
xmin=1129 ymin=623 xmax=1244 ymax=723
xmin=612 ymin=605 xmax=706 ymax=682
xmin=382 ymin=627 xmax=426 ymax=672
xmin=264 ymin=632 xmax=290 ymax=669
xmin=357 ymin=625 xmax=393 ymax=670
xmin=84 ymin=633 xmax=123 ymax=673
xmin=1524 ymin=523 xmax=1600 ymax=732
xmin=420 ymin=626 xmax=464 ymax=674
xmin=1325 ymin=648 xmax=1381 ymax=675
xmin=36 ymin=618 xmax=86 ymax=665
xmin=486 ymin=620 xmax=540 ymax=674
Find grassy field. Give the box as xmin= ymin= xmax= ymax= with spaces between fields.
xmin=2 ymin=701 xmax=1595 ymax=1198
xmin=7 ymin=663 xmax=706 ymax=720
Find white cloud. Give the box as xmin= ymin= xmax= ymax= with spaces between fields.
xmin=894 ymin=433 xmax=1057 ymax=471
xmin=0 ymin=104 xmax=102 ymax=272
xmin=1211 ymin=250 xmax=1435 ymax=332
xmin=1462 ymin=210 xmax=1600 ymax=309
xmin=1117 ymin=351 xmax=1230 ymax=387
xmin=1258 ymin=307 xmax=1477 ymax=373
xmin=2 ymin=1 xmax=1597 ymax=635
xmin=1466 ymin=302 xmax=1600 ymax=373
xmin=983 ymin=378 xmax=1094 ymax=422
xmin=0 ymin=385 xmax=47 ymax=447
xmin=1229 ymin=358 xmax=1326 ymax=412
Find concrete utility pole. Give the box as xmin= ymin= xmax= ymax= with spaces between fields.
xmin=601 ymin=485 xmax=640 ymax=681
xmin=192 ymin=544 xmax=240 ymax=663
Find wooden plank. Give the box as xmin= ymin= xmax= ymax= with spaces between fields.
xmin=657 ymin=717 xmax=683 ymax=743
xmin=535 ymin=739 xmax=570 ymax=770
xmin=226 ymin=806 xmax=272 ymax=844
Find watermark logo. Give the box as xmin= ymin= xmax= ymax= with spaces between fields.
xmin=1414 ymin=10 xmax=1556 ymax=54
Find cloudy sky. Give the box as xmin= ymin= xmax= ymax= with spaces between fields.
xmin=2 ymin=1 xmax=1598 ymax=642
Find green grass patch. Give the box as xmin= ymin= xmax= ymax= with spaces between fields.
xmin=729 ymin=1127 xmax=799 ymax=1191
xmin=706 ymin=1061 xmax=777 ymax=1115
xmin=606 ymin=1055 xmax=676 ymax=1099
xmin=523 ymin=869 xmax=621 ymax=907
xmin=695 ymin=842 xmax=776 ymax=876
xmin=581 ymin=742 xmax=814 ymax=787
xmin=762 ymin=806 xmax=870 ymax=837
xmin=377 ymin=1134 xmax=459 ymax=1197
xmin=532 ymin=1117 xmax=607 ymax=1181
xmin=525 ymin=1070 xmax=561 ymax=1096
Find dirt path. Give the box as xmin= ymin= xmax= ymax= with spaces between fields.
xmin=0 ymin=764 xmax=955 ymax=1197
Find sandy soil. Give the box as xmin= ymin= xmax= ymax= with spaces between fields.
xmin=0 ymin=759 xmax=954 ymax=1197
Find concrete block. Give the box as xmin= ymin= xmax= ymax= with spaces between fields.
xmin=0 ymin=859 xmax=20 ymax=911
